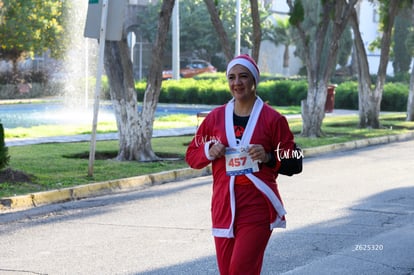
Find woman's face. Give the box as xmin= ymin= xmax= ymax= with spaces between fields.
xmin=227 ymin=64 xmax=256 ymax=102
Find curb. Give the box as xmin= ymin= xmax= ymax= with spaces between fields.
xmin=0 ymin=166 xmax=212 ymax=212
xmin=1 ymin=132 xmax=413 ymax=212
xmin=303 ymin=131 xmax=414 ymax=157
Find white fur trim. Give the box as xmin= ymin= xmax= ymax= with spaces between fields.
xmin=204 ymin=141 xmax=216 ymax=161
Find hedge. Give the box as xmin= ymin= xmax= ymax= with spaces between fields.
xmin=135 ymin=77 xmax=232 ymax=105
xmin=135 ymin=77 xmax=309 ymax=106
xmin=334 ymin=81 xmax=409 ymax=111
xmin=334 ymin=81 xmax=359 ymax=110
xmin=381 ymin=82 xmax=409 ymax=111
xmin=134 ymin=77 xmax=408 ymax=111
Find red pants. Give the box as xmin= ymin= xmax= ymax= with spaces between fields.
xmin=214 ymin=183 xmax=273 ymax=275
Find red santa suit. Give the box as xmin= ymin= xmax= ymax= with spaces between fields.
xmin=186 ymin=96 xmax=295 ymax=238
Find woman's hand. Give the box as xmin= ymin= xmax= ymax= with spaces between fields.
xmin=248 ymin=144 xmax=269 ymax=163
xmin=209 ymin=143 xmax=226 ymax=159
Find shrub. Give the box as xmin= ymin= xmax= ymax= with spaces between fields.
xmin=131 ymin=77 xmax=408 ymax=111
xmin=335 ymin=81 xmax=359 ymax=110
xmin=257 ymin=79 xmax=307 ymax=106
xmin=288 ymin=80 xmax=308 ymax=105
xmin=257 ymin=81 xmax=276 ymax=103
xmin=382 ymin=82 xmax=408 ymax=111
xmin=0 ymin=123 xmax=10 ymax=170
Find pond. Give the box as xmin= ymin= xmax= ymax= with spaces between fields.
xmin=0 ymin=101 xmax=214 ymax=129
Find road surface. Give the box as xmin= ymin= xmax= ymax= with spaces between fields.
xmin=0 ymin=140 xmax=413 ymax=274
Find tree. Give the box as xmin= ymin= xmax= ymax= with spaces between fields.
xmin=177 ymin=0 xmax=221 ymax=61
xmin=136 ymin=0 xmax=269 ymax=66
xmin=104 ymin=0 xmax=175 ymax=161
xmin=337 ymin=26 xmax=353 ymax=70
xmin=248 ymin=0 xmax=261 ymax=62
xmin=204 ymin=0 xmax=269 ymax=63
xmin=287 ymin=0 xmax=358 ymax=137
xmin=406 ymin=0 xmax=414 ymax=121
xmin=203 ymin=0 xmax=233 ymax=62
xmin=408 ymin=60 xmax=414 ymax=120
xmin=262 ymin=16 xmax=295 ymax=75
xmin=139 ymin=0 xmax=222 ymax=62
xmin=0 ymin=123 xmax=10 ymax=170
xmin=0 ymin=0 xmax=68 ymax=82
xmin=349 ymin=0 xmax=400 ymax=128
xmin=392 ymin=8 xmax=411 ymax=76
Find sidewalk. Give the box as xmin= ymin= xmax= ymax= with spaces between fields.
xmin=5 ymin=127 xmax=197 ymax=147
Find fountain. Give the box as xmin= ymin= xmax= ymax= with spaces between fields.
xmin=0 ymin=3 xmax=213 ymax=133
xmin=61 ymin=0 xmax=96 ymax=109
xmin=0 ymin=1 xmax=112 ymax=130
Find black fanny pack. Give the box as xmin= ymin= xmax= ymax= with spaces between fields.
xmin=278 ymin=144 xmax=303 ymax=176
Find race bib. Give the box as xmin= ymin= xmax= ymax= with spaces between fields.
xmin=225 ymin=146 xmax=259 ymax=176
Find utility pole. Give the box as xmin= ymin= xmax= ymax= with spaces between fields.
xmin=84 ymin=0 xmax=125 ymax=176
xmin=172 ymin=0 xmax=180 ymax=79
xmin=88 ymin=0 xmax=108 ymax=177
xmin=235 ymin=0 xmax=241 ymax=56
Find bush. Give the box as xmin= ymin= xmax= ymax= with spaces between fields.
xmin=0 ymin=82 xmax=61 ymax=99
xmin=382 ymin=82 xmax=408 ymax=111
xmin=257 ymin=79 xmax=307 ymax=106
xmin=257 ymin=81 xmax=276 ymax=103
xmin=0 ymin=123 xmax=10 ymax=170
xmin=333 ymin=81 xmax=409 ymax=111
xmin=288 ymin=80 xmax=308 ymax=105
xmin=335 ymin=81 xmax=359 ymax=110
xmin=272 ymin=80 xmax=291 ymax=106
xmin=0 ymin=70 xmax=49 ymax=85
xmin=132 ymin=76 xmax=409 ymax=111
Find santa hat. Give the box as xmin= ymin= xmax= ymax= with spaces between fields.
xmin=226 ymin=54 xmax=260 ymax=85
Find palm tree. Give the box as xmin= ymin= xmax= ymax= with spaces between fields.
xmin=263 ymin=16 xmax=295 ymax=75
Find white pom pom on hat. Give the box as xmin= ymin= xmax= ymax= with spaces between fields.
xmin=226 ymin=54 xmax=260 ymax=85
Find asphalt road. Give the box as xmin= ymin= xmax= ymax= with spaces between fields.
xmin=0 ymin=140 xmax=413 ymax=275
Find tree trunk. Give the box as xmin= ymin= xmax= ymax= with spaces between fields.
xmin=103 ymin=0 xmax=175 ymax=161
xmin=104 ymin=39 xmax=157 ymax=161
xmin=407 ymin=1 xmax=414 ymax=121
xmin=282 ymin=44 xmax=290 ymax=75
xmin=249 ymin=0 xmax=261 ymax=62
xmin=287 ymin=0 xmax=357 ymax=137
xmin=369 ymin=1 xmax=398 ymax=127
xmin=407 ymin=58 xmax=414 ymax=121
xmin=301 ymin=80 xmax=327 ymax=137
xmin=139 ymin=0 xmax=175 ymax=159
xmin=203 ymin=0 xmax=233 ymax=63
xmin=350 ymin=1 xmax=398 ymax=128
xmin=104 ymin=41 xmax=138 ymax=160
xmin=349 ymin=8 xmax=376 ymax=128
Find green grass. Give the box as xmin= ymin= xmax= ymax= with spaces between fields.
xmin=2 ymin=136 xmax=193 ymax=197
xmin=1 ymin=111 xmax=413 ymax=198
xmin=293 ymin=114 xmax=414 ymax=147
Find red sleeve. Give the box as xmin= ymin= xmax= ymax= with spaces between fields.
xmin=185 ymin=120 xmax=214 ymax=169
xmin=185 ymin=108 xmax=225 ymax=169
